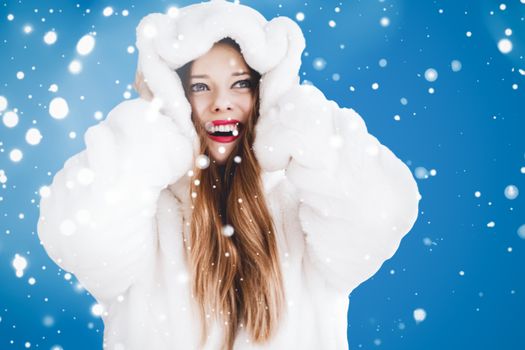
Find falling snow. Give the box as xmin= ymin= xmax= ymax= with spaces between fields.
xmin=424 ymin=68 xmax=438 ymax=82
xmin=312 ymin=57 xmax=327 ymax=71
xmin=76 ymin=34 xmax=96 ymax=56
xmin=0 ymin=96 xmax=7 ymax=111
xmin=48 ymin=97 xmax=69 ymax=119
xmin=196 ymin=154 xmax=211 ymax=169
xmin=9 ymin=148 xmax=23 ymax=162
xmin=413 ymin=308 xmax=427 ymax=324
xmin=25 ymin=128 xmax=43 ymax=145
xmin=0 ymin=1 xmax=523 ymax=349
xmin=68 ymin=60 xmax=82 ymax=74
xmin=2 ymin=110 xmax=19 ymax=128
xmin=504 ymin=185 xmax=519 ymax=200
xmin=222 ymin=224 xmax=235 ymax=237
xmin=43 ymin=31 xmax=57 ymax=45
xmin=497 ymin=38 xmax=513 ymax=54
xmin=451 ymin=60 xmax=462 ymax=72
xmin=12 ymin=254 xmax=28 ymax=278
xmin=103 ymin=7 xmax=114 ymax=17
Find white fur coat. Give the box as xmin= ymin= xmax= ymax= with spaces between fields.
xmin=37 ymin=1 xmax=420 ymax=349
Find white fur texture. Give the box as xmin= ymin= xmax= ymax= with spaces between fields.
xmin=136 ymin=0 xmax=304 ymax=149
xmin=38 ymin=1 xmax=420 ymax=349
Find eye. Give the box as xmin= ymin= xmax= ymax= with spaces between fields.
xmin=232 ymin=79 xmax=252 ymax=89
xmin=190 ymin=82 xmax=209 ymax=92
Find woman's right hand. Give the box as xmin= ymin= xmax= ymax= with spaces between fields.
xmin=84 ymin=98 xmax=194 ymax=190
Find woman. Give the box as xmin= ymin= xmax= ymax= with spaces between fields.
xmin=38 ymin=1 xmax=420 ymax=349
xmin=175 ymin=37 xmax=286 ymax=348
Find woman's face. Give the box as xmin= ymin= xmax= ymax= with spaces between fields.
xmin=188 ymin=43 xmax=256 ymax=165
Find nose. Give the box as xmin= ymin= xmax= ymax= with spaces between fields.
xmin=212 ymin=90 xmax=233 ymax=112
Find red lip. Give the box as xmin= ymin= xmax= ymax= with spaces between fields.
xmin=208 ymin=134 xmax=239 ymax=143
xmin=211 ymin=119 xmax=241 ymax=126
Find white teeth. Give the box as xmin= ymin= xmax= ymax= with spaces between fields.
xmin=207 ymin=123 xmax=239 ymax=134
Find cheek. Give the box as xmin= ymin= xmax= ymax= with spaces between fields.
xmin=190 ymin=97 xmax=208 ymax=123
xmin=237 ymin=95 xmax=255 ymax=120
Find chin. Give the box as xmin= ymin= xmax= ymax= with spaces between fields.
xmin=212 ymin=158 xmax=227 ymax=165
xmin=209 ymin=152 xmax=229 ymax=165
xmin=208 ymin=141 xmax=237 ymax=165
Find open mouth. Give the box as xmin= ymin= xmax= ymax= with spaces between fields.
xmin=205 ymin=120 xmax=243 ymax=143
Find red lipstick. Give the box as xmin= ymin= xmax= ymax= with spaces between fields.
xmin=211 ymin=119 xmax=240 ymax=126
xmin=205 ymin=119 xmax=243 ymax=143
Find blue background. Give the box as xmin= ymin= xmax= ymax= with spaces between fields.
xmin=1 ymin=0 xmax=524 ymax=349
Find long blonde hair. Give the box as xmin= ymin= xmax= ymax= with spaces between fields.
xmin=135 ymin=37 xmax=285 ymax=349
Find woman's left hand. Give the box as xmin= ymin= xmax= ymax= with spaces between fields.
xmin=254 ymin=84 xmax=342 ymax=173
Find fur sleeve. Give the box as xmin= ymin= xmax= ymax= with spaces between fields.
xmin=254 ymin=85 xmax=421 ymax=293
xmin=37 ymin=98 xmax=193 ymax=302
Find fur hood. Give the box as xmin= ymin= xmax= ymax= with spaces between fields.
xmin=135 ymin=0 xmax=304 ymax=148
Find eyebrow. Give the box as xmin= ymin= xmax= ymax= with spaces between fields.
xmin=190 ymin=71 xmax=250 ymax=79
